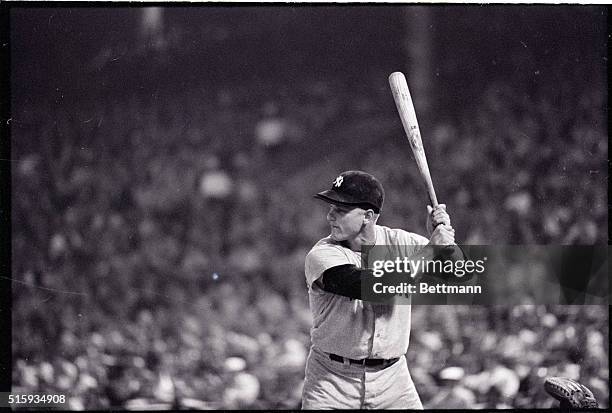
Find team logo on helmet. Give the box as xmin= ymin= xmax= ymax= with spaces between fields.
xmin=333 ymin=176 xmax=343 ymax=188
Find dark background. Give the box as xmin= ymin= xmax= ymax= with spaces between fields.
xmin=7 ymin=5 xmax=608 ymax=409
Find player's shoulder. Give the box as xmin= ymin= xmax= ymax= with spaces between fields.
xmin=306 ymin=236 xmax=357 ymax=268
xmin=307 ymin=236 xmax=348 ymax=257
xmin=376 ymin=224 xmax=429 ymax=246
xmin=305 ymin=236 xmax=353 ymax=283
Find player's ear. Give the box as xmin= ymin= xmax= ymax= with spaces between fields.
xmin=364 ymin=209 xmax=375 ymax=223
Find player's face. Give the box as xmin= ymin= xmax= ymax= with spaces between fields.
xmin=326 ymin=204 xmax=366 ymax=241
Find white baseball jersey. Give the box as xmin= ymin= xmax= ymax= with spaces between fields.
xmin=304 ymin=224 xmax=429 ymax=359
xmin=302 ymin=224 xmax=428 ymax=409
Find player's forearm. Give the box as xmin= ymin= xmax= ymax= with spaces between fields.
xmin=413 ymin=244 xmax=473 ymax=282
xmin=407 ymin=245 xmax=438 ymax=281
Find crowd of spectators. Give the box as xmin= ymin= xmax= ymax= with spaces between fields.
xmin=10 ymin=53 xmax=607 ymax=409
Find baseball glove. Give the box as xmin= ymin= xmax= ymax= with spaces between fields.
xmin=544 ymin=376 xmax=599 ymax=409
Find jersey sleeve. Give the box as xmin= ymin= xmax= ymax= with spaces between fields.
xmin=304 ymin=245 xmax=352 ymax=287
xmin=395 ymin=230 xmax=430 ymax=258
xmin=411 ymin=233 xmax=430 ymax=246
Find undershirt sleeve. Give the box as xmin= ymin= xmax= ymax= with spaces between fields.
xmin=320 ymin=264 xmax=372 ymax=299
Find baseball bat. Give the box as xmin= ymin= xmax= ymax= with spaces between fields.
xmin=388 ymin=71 xmax=439 ymax=208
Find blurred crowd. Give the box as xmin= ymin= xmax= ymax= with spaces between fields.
xmin=10 ymin=52 xmax=608 ymax=409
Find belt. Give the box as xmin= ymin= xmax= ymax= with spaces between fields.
xmin=328 ymin=353 xmax=400 ymax=368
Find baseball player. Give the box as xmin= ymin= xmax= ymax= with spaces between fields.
xmin=301 ymin=170 xmax=456 ymax=409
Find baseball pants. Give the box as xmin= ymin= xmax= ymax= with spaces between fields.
xmin=301 ymin=347 xmax=423 ymax=410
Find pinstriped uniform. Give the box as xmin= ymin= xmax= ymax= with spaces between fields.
xmin=301 ymin=225 xmax=428 ymax=409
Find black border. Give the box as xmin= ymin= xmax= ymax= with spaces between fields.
xmin=0 ymin=1 xmax=609 ymax=410
xmin=0 ymin=1 xmax=11 ymax=394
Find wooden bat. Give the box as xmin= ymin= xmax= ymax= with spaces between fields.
xmin=388 ymin=71 xmax=439 ymax=208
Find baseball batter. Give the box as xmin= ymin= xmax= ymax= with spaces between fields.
xmin=301 ymin=170 xmax=455 ymax=409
